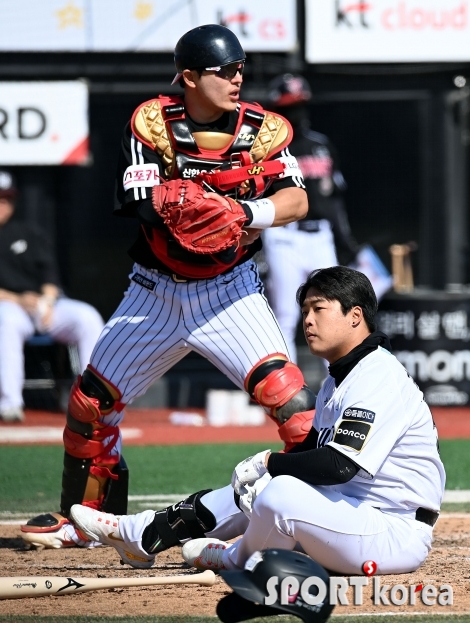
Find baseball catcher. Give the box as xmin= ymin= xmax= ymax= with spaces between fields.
xmin=21 ymin=24 xmax=315 ymax=550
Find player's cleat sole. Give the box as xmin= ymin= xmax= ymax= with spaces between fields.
xmin=182 ymin=538 xmax=228 ymax=571
xmin=21 ymin=512 xmax=77 ymax=549
xmin=70 ymin=504 xmax=155 ymax=569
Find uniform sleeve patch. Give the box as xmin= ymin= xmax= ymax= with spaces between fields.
xmin=333 ymin=420 xmax=372 ymax=451
xmin=342 ymin=406 xmax=375 ymax=424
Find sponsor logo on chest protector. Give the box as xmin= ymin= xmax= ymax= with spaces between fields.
xmin=334 ymin=421 xmax=372 ymax=451
xmin=342 ymin=407 xmax=376 ymax=423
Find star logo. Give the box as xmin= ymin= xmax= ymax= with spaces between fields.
xmin=56 ymin=3 xmax=83 ymax=29
xmin=134 ymin=2 xmax=153 ymax=21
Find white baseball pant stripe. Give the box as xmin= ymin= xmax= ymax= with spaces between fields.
xmin=0 ymin=298 xmax=104 ymax=411
xmin=263 ymin=221 xmax=338 ymax=362
xmin=89 ymin=260 xmax=290 ymax=452
xmin=222 ymin=475 xmax=433 ymax=575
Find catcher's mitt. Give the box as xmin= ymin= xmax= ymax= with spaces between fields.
xmin=152 ymin=178 xmax=248 ymax=254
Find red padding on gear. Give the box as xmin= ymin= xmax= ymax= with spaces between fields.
xmin=253 ymin=362 xmax=305 ymax=408
xmin=90 ymin=465 xmax=119 ymax=481
xmin=68 ymin=377 xmax=100 ymax=423
xmin=63 ymin=425 xmax=120 ymax=461
xmin=278 ymin=410 xmax=315 ymax=453
xmin=244 ymin=352 xmax=289 ymax=393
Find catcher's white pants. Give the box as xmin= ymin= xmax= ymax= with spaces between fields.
xmin=90 ymin=260 xmax=289 ymax=456
xmin=263 ymin=221 xmax=337 ymax=362
xmin=221 ymin=475 xmax=433 ymax=575
xmin=0 ymin=298 xmax=104 ymax=411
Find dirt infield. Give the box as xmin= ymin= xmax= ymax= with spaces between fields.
xmin=0 ymin=514 xmax=469 ymax=617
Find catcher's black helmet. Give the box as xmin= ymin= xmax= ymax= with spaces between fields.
xmin=217 ymin=549 xmax=334 ymax=623
xmin=268 ymin=73 xmax=312 ymax=107
xmin=172 ymin=24 xmax=245 ymax=85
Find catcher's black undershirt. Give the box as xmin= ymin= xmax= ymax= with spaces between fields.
xmin=267 ymin=332 xmax=392 ymax=485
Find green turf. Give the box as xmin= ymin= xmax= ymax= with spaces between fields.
xmin=438 ymin=439 xmax=470 ymax=490
xmin=0 ymin=443 xmax=282 ymax=514
xmin=0 ymin=615 xmax=469 ymax=623
xmin=1 ymin=439 xmax=470 ymax=516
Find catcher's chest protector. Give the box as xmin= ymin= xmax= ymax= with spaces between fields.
xmin=131 ymin=96 xmax=291 ymax=278
xmin=131 ymin=96 xmax=290 ymax=188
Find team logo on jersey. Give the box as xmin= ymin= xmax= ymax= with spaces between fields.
xmin=333 ymin=420 xmax=371 ymax=451
xmin=342 ymin=407 xmax=376 ymax=423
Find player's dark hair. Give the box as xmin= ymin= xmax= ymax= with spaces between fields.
xmin=296 ymin=266 xmax=377 ymax=332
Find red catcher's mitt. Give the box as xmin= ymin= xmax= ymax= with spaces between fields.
xmin=152 ymin=178 xmax=247 ymax=254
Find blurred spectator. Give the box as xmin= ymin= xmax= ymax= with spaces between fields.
xmin=0 ymin=171 xmax=104 ymax=422
xmin=263 ymin=74 xmax=361 ymax=362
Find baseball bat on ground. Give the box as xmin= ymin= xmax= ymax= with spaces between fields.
xmin=0 ymin=570 xmax=216 ymax=599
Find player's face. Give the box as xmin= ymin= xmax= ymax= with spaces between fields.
xmin=301 ymin=287 xmax=365 ymax=363
xmin=184 ymin=63 xmax=243 ymax=121
xmin=0 ymin=197 xmax=14 ymax=226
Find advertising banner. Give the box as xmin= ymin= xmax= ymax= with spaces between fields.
xmin=377 ymin=292 xmax=470 ymax=406
xmin=0 ymin=81 xmax=89 ymax=165
xmin=0 ymin=0 xmax=296 ymax=52
xmin=306 ymin=0 xmax=470 ymax=63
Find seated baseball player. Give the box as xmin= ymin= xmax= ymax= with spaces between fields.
xmin=70 ymin=266 xmax=445 ymax=575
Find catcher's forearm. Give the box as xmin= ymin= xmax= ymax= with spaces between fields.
xmin=267 ymin=187 xmax=308 ymax=227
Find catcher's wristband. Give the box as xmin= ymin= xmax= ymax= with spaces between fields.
xmin=239 ymin=198 xmax=275 ymax=229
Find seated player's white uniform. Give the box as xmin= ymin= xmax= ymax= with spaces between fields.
xmin=222 ymin=344 xmax=445 ymax=574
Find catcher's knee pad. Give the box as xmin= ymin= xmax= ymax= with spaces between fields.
xmin=141 ymin=490 xmax=216 ymax=554
xmin=244 ymin=353 xmax=316 ymax=425
xmin=60 ymin=366 xmax=128 ymax=517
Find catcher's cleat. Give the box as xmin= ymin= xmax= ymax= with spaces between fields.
xmin=182 ymin=538 xmax=228 ymax=571
xmin=20 ymin=513 xmax=77 ymax=549
xmin=20 ymin=512 xmax=97 ymax=549
xmin=70 ymin=504 xmax=155 ymax=569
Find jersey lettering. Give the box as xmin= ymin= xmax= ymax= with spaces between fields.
xmin=342 ymin=407 xmax=376 ymax=423
xmin=333 ymin=421 xmax=371 ymax=451
xmin=278 ymin=154 xmax=303 ymax=179
xmin=123 ymin=163 xmax=160 ymax=191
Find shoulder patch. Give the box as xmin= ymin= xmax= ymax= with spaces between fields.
xmin=342 ymin=407 xmax=376 ymax=424
xmin=333 ymin=420 xmax=371 ymax=451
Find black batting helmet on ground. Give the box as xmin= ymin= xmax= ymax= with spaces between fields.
xmin=268 ymin=74 xmax=312 ymax=108
xmin=171 ymin=24 xmax=246 ymax=85
xmin=217 ymin=548 xmax=334 ymax=623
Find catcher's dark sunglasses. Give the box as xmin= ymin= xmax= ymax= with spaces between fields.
xmin=204 ymin=61 xmax=245 ymax=80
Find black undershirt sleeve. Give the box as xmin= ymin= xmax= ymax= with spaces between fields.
xmin=267 ymin=444 xmax=359 ymax=486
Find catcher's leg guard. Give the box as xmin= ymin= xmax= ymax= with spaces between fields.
xmin=245 ymin=353 xmax=316 ymax=448
xmin=60 ymin=366 xmax=127 ymax=517
xmin=22 ymin=366 xmax=127 ymax=540
xmin=141 ymin=490 xmax=216 ymax=555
